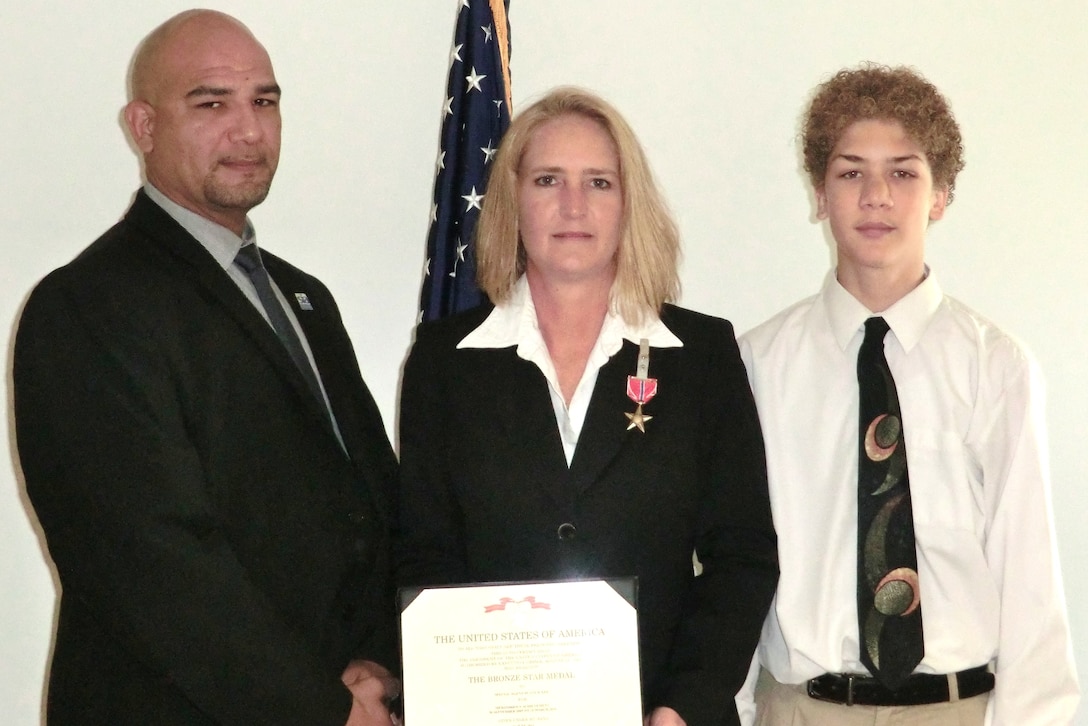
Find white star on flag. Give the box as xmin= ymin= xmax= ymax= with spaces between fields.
xmin=436 ymin=150 xmax=446 ymax=170
xmin=461 ymin=186 xmax=484 ymax=211
xmin=481 ymin=141 xmax=497 ymax=163
xmin=449 ymin=238 xmax=467 ymax=278
xmin=465 ymin=67 xmax=486 ymax=93
xmin=482 ymin=24 xmax=493 ymax=42
xmin=449 ymin=43 xmax=463 ymax=66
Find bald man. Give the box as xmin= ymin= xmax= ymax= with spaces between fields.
xmin=14 ymin=11 xmax=399 ymax=725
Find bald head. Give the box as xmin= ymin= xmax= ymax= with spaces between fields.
xmin=130 ymin=10 xmax=266 ymax=103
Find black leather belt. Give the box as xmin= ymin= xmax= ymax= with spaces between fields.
xmin=807 ymin=666 xmax=994 ymax=706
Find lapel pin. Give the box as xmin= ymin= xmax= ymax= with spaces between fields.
xmin=294 ymin=293 xmax=313 ymax=311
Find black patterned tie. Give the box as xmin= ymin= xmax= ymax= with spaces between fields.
xmin=234 ymin=244 xmax=325 ymax=407
xmin=857 ymin=317 xmax=923 ymax=691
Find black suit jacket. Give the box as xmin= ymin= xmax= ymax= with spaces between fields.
xmin=396 ymin=303 xmax=778 ymax=726
xmin=14 ymin=191 xmax=398 ymax=725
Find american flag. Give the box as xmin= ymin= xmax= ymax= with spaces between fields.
xmin=419 ymin=0 xmax=512 ymax=322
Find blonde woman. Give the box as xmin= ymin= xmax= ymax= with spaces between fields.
xmin=397 ymin=87 xmax=777 ymax=726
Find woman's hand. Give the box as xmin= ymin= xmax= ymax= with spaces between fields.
xmin=644 ymin=706 xmax=687 ymax=726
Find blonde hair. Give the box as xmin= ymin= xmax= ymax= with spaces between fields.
xmin=475 ymin=86 xmax=680 ymax=324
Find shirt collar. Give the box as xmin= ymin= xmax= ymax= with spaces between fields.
xmin=144 ymin=184 xmax=256 ymax=270
xmin=458 ymin=276 xmax=683 ymax=356
xmin=823 ymin=266 xmax=943 ymax=353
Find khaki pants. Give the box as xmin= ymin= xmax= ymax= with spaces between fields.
xmin=753 ymin=669 xmax=989 ymax=726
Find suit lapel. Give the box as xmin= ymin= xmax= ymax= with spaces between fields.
xmin=487 ymin=349 xmax=571 ymax=501
xmin=262 ymin=254 xmax=402 ymax=522
xmin=127 ymin=193 xmax=338 ymax=443
xmin=258 ymin=256 xmax=349 ymax=450
xmin=567 ymin=339 xmax=640 ymax=494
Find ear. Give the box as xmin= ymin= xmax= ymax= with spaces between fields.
xmin=815 ymin=186 xmax=829 ymax=220
xmin=124 ymin=100 xmax=155 ymax=153
xmin=929 ymin=186 xmax=949 ymax=221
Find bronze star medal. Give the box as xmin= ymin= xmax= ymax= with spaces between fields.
xmin=625 ymin=338 xmax=658 ymax=432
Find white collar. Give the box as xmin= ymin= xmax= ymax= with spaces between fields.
xmin=458 ymin=276 xmax=683 ymax=357
xmin=823 ymin=266 xmax=943 ymax=353
xmin=144 ymin=183 xmax=255 ymax=271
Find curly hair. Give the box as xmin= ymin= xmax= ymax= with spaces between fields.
xmin=802 ymin=64 xmax=965 ymax=203
xmin=475 ymin=86 xmax=680 ymax=325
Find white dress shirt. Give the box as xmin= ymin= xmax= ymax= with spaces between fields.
xmin=459 ymin=276 xmax=682 ymax=465
xmin=736 ymin=270 xmax=1079 ymax=725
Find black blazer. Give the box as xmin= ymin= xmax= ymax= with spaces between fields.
xmin=14 ymin=191 xmax=398 ymax=726
xmin=396 ymin=303 xmax=778 ymax=726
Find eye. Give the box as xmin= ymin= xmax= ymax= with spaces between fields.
xmin=197 ymin=101 xmax=223 ymax=109
xmin=589 ymin=177 xmax=612 ymax=190
xmin=533 ymin=174 xmax=557 ymax=187
xmin=839 ymin=169 xmax=861 ymax=180
xmin=254 ymin=98 xmax=279 ymax=108
xmin=892 ymin=169 xmax=917 ymax=179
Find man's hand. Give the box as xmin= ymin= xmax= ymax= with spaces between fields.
xmin=342 ymin=660 xmax=400 ymax=726
xmin=644 ymin=706 xmax=687 ymax=726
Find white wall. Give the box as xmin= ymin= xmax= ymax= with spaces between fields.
xmin=2 ymin=2 xmax=1085 ymax=722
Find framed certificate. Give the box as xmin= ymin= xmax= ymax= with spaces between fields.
xmin=399 ymin=578 xmax=642 ymax=724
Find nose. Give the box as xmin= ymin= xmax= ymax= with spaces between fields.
xmin=861 ymin=175 xmax=892 ymax=209
xmin=559 ymin=184 xmax=587 ymax=218
xmin=228 ymin=104 xmax=264 ymax=144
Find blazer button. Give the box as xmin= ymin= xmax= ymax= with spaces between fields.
xmin=347 ymin=511 xmax=368 ymax=525
xmin=556 ymin=523 xmax=577 ymax=541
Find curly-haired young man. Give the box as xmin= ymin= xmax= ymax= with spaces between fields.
xmin=736 ymin=64 xmax=1079 ymax=725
